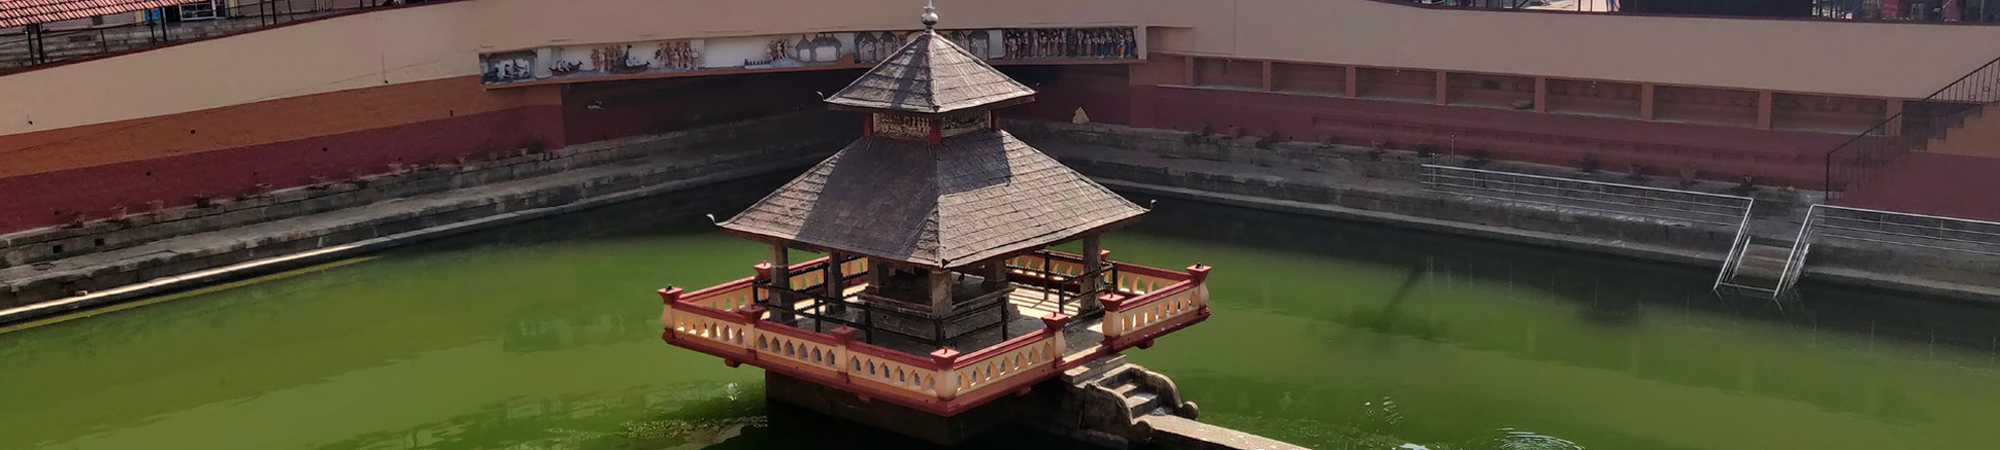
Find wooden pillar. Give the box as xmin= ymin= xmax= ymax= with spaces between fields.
xmin=1081 ymin=235 xmax=1104 ymax=311
xmin=1261 ymin=61 xmax=1274 ymax=91
xmin=928 ymin=269 xmax=952 ymax=318
xmin=865 ymin=257 xmax=886 ymax=295
xmin=984 ymin=257 xmax=1010 ymax=288
xmin=1434 ymin=71 xmax=1449 ymax=105
xmin=1756 ymin=91 xmax=1774 ymax=130
xmin=1533 ymin=77 xmax=1548 ymax=113
xmin=1885 ymin=99 xmax=1905 ymax=137
xmin=767 ymin=242 xmax=793 ymax=321
xmin=1343 ymin=66 xmax=1359 ymax=98
xmin=825 ymin=251 xmax=846 ymax=314
xmin=1639 ymin=84 xmax=1656 ymax=120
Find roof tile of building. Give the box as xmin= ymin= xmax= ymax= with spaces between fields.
xmin=824 ymin=30 xmax=1035 ymax=114
xmin=720 ymin=131 xmax=1145 ymax=268
xmin=1 ymin=0 xmax=180 ymax=28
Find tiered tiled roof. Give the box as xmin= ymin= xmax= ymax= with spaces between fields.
xmin=823 ymin=30 xmax=1035 ymax=114
xmin=720 ymin=131 xmax=1146 ymax=268
xmin=0 ymin=0 xmax=181 ymax=28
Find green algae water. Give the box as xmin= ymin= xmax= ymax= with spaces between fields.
xmin=6 ymin=174 xmax=2000 ymax=450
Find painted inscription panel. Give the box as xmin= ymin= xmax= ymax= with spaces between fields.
xmin=941 ymin=111 xmax=990 ymax=138
xmin=479 ymin=27 xmax=1140 ymax=87
xmin=874 ymin=114 xmax=934 ymax=141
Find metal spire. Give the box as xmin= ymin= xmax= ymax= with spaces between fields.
xmin=921 ymin=0 xmax=938 ymax=32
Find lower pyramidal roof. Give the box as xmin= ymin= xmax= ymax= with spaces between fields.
xmin=720 ymin=130 xmax=1146 ymax=268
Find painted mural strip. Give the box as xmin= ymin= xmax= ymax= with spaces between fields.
xmin=480 ymin=27 xmax=1141 ymax=87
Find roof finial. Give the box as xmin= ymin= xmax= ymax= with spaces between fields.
xmin=921 ymin=0 xmax=939 ymax=32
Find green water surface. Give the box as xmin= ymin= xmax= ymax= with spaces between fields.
xmin=5 ymin=176 xmax=2000 ymax=450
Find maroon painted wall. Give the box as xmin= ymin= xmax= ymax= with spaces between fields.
xmin=1134 ymin=85 xmax=1854 ymax=186
xmin=0 ymin=106 xmax=561 ymax=231
xmin=561 ymin=70 xmax=867 ymax=145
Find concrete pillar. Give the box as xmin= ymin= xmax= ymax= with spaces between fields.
xmin=1640 ymin=84 xmax=1656 ymax=121
xmin=1434 ymin=71 xmax=1449 ymax=105
xmin=1533 ymin=77 xmax=1548 ymax=113
xmin=1756 ymin=91 xmax=1774 ymax=130
xmin=1886 ymin=99 xmax=1905 ymax=137
xmin=1261 ymin=61 xmax=1274 ymax=91
xmin=1343 ymin=66 xmax=1359 ymax=98
xmin=1183 ymin=55 xmax=1196 ymax=86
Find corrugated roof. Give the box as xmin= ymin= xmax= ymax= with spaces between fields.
xmin=720 ymin=130 xmax=1146 ymax=268
xmin=0 ymin=0 xmax=181 ymax=28
xmin=824 ymin=30 xmax=1035 ymax=114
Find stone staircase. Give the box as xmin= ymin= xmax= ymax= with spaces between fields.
xmin=1025 ymin=354 xmax=1201 ymax=448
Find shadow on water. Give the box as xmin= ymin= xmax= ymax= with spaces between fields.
xmin=389 ymin=171 xmax=802 ymax=259
xmin=1128 ymin=194 xmax=2000 ymax=354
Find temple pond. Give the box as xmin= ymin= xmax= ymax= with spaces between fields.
xmin=4 ymin=175 xmax=2000 ymax=450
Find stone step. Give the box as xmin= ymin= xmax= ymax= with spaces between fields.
xmin=1111 ymin=381 xmax=1142 ymax=397
xmin=1059 ymin=354 xmax=1127 ymax=384
xmin=1124 ymin=392 xmax=1160 ymax=416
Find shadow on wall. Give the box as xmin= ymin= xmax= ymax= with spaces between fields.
xmin=560 ymin=69 xmax=868 ymax=145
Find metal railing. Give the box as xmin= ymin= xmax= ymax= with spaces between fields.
xmin=755 ymin=251 xmax=1117 ymax=348
xmin=1807 ymin=204 xmax=2000 ymax=256
xmin=1396 ymin=0 xmax=2000 ymax=23
xmin=1811 ymin=0 xmax=2000 ymax=22
xmin=1773 ymin=209 xmax=1819 ymax=296
xmin=0 ymin=1 xmax=399 ymax=69
xmin=1824 ymin=56 xmax=2000 ymax=199
xmin=1712 ymin=202 xmax=1761 ymax=292
xmin=1421 ymin=164 xmax=1754 ymax=227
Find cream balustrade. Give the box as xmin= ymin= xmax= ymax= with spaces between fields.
xmin=839 ymin=257 xmax=869 ymax=279
xmin=1006 ymin=253 xmax=1089 ymax=283
xmin=751 ymin=326 xmax=845 ymax=376
xmin=1109 ymin=265 xmax=1182 ymax=296
xmin=938 ymin=334 xmax=1064 ymax=401
xmin=685 ymin=283 xmax=756 ymax=312
xmin=846 ymin=349 xmax=944 ymax=400
xmin=1102 ymin=280 xmax=1209 ymax=340
xmin=787 ymin=270 xmax=825 ymax=290
xmin=666 ymin=308 xmax=751 ymax=350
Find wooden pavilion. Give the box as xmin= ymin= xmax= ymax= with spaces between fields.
xmin=659 ymin=4 xmax=1212 ymax=421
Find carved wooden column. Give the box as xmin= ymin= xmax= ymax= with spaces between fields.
xmin=1082 ymin=234 xmax=1104 ymax=312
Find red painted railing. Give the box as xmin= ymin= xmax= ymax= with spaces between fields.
xmin=657 ymin=250 xmax=1210 ymax=416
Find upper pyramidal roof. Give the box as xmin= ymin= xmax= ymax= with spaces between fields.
xmin=719 ymin=2 xmax=1144 ymax=268
xmin=823 ymin=3 xmax=1036 ymax=114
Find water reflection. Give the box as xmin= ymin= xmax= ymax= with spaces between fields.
xmin=7 ymin=179 xmax=2000 ymax=450
xmin=302 ymin=382 xmax=764 ymax=450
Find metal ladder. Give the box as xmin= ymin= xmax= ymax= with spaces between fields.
xmin=1713 ymin=203 xmax=1813 ymax=300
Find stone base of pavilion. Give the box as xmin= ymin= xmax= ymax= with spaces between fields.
xmin=658 ymin=250 xmax=1212 ymax=429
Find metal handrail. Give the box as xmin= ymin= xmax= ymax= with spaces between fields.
xmin=1711 ymin=199 xmax=1758 ymax=292
xmin=1824 ymin=55 xmax=2000 ymax=198
xmin=1425 ymin=173 xmax=1747 ymax=217
xmin=0 ymin=2 xmax=388 ymax=69
xmin=1808 ymin=204 xmax=2000 ymax=254
xmin=1773 ymin=205 xmax=1821 ymax=298
xmin=1423 ymin=164 xmax=1753 ymax=227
